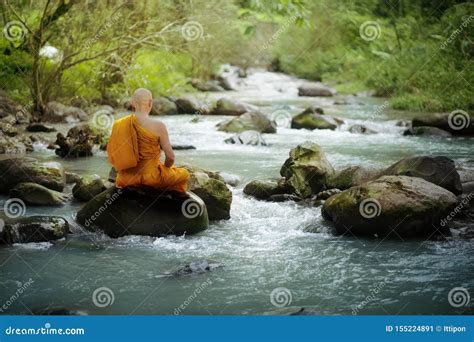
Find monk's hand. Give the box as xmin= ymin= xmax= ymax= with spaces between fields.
xmin=164 ymin=157 xmax=174 ymax=167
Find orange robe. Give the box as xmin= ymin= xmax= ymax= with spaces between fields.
xmin=107 ymin=114 xmax=189 ymax=192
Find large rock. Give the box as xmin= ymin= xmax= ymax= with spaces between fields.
xmin=291 ymin=112 xmax=339 ymax=130
xmin=44 ymin=101 xmax=88 ymax=123
xmin=72 ymin=175 xmax=106 ymax=202
xmin=217 ymin=112 xmax=276 ymax=133
xmin=224 ymin=130 xmax=267 ymax=146
xmin=280 ymin=142 xmax=335 ymax=198
xmin=150 ymin=97 xmax=178 ymax=116
xmin=174 ymin=97 xmax=209 ymax=114
xmin=10 ymin=182 xmax=69 ymax=206
xmin=243 ymin=179 xmax=292 ymax=201
xmin=412 ymin=112 xmax=474 ymax=136
xmin=0 ymin=215 xmax=69 ymax=244
xmin=322 ymin=176 xmax=458 ymax=238
xmin=381 ymin=156 xmax=462 ymax=195
xmin=212 ymin=98 xmax=258 ymax=116
xmin=298 ymin=83 xmax=336 ymax=97
xmin=328 ymin=166 xmax=380 ymax=190
xmin=76 ymin=187 xmax=208 ymax=237
xmin=0 ymin=157 xmax=66 ymax=193
xmin=186 ymin=168 xmax=232 ymax=220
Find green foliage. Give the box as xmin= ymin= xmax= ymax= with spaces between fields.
xmin=0 ymin=0 xmax=471 ymax=113
xmin=273 ymin=0 xmax=473 ymax=111
xmin=124 ymin=50 xmax=193 ymax=96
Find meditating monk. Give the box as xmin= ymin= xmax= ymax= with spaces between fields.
xmin=107 ymin=88 xmax=190 ymax=192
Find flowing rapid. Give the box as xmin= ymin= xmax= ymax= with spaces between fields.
xmin=1 ymin=69 xmax=473 ymax=315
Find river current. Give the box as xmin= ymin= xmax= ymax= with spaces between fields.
xmin=1 ymin=70 xmax=473 ymax=315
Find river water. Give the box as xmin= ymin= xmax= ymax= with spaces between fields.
xmin=1 ymin=70 xmax=473 ymax=315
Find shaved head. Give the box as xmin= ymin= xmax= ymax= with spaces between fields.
xmin=131 ymin=88 xmax=153 ymax=115
xmin=132 ymin=88 xmax=153 ymax=103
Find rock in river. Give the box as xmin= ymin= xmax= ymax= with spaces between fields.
xmin=381 ymin=156 xmax=462 ymax=195
xmin=0 ymin=216 xmax=69 ymax=244
xmin=298 ymin=82 xmax=336 ymax=97
xmin=170 ymin=260 xmax=223 ymax=277
xmin=291 ymin=109 xmax=339 ymax=130
xmin=0 ymin=157 xmax=66 ymax=194
xmin=224 ymin=130 xmax=267 ymax=146
xmin=186 ymin=167 xmax=232 ymax=220
xmin=217 ymin=111 xmax=276 ymax=133
xmin=403 ymin=126 xmax=452 ymax=137
xmin=322 ymin=176 xmax=458 ymax=238
xmin=44 ymin=101 xmax=88 ymax=123
xmin=412 ymin=112 xmax=474 ymax=136
xmin=280 ymin=142 xmax=335 ymax=198
xmin=72 ymin=175 xmax=107 ymax=202
xmin=212 ymin=98 xmax=258 ymax=116
xmin=76 ymin=187 xmax=208 ymax=238
xmin=174 ymin=97 xmax=209 ymax=114
xmin=150 ymin=97 xmax=178 ymax=116
xmin=10 ymin=182 xmax=69 ymax=206
xmin=243 ymin=179 xmax=292 ymax=201
xmin=328 ymin=166 xmax=380 ymax=190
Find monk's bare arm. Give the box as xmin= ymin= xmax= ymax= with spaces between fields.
xmin=155 ymin=122 xmax=175 ymax=167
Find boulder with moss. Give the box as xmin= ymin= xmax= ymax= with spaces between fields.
xmin=77 ymin=187 xmax=208 ymax=238
xmin=322 ymin=176 xmax=458 ymax=238
xmin=0 ymin=216 xmax=69 ymax=244
xmin=381 ymin=156 xmax=462 ymax=195
xmin=217 ymin=112 xmax=276 ymax=133
xmin=280 ymin=142 xmax=335 ymax=198
xmin=10 ymin=182 xmax=69 ymax=206
xmin=72 ymin=175 xmax=107 ymax=202
xmin=0 ymin=157 xmax=66 ymax=194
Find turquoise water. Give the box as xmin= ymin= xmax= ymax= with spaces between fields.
xmin=0 ymin=70 xmax=473 ymax=315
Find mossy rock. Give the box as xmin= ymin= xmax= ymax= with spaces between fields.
xmin=187 ymin=171 xmax=232 ymax=220
xmin=1 ymin=215 xmax=69 ymax=244
xmin=280 ymin=142 xmax=335 ymax=198
xmin=10 ymin=182 xmax=69 ymax=206
xmin=0 ymin=157 xmax=65 ymax=194
xmin=322 ymin=175 xmax=458 ymax=238
xmin=243 ymin=178 xmax=291 ymax=201
xmin=76 ymin=187 xmax=208 ymax=238
xmin=381 ymin=156 xmax=462 ymax=195
xmin=72 ymin=175 xmax=107 ymax=202
xmin=217 ymin=112 xmax=276 ymax=133
xmin=328 ymin=166 xmax=380 ymax=190
xmin=291 ymin=112 xmax=338 ymax=130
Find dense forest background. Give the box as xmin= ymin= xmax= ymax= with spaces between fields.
xmin=1 ymin=0 xmax=472 ymax=117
